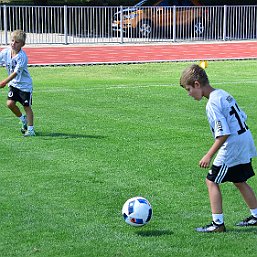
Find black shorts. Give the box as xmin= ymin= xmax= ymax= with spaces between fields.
xmin=8 ymin=86 xmax=32 ymax=106
xmin=207 ymin=162 xmax=255 ymax=184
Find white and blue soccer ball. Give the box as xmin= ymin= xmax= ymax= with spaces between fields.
xmin=122 ymin=196 xmax=153 ymax=227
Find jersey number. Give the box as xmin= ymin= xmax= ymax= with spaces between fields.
xmin=229 ymin=103 xmax=248 ymax=135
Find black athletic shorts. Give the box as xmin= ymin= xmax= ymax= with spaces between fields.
xmin=8 ymin=86 xmax=32 ymax=106
xmin=207 ymin=161 xmax=255 ymax=184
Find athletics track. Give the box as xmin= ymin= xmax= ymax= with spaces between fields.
xmin=4 ymin=41 xmax=257 ymax=66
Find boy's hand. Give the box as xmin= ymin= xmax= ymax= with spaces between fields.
xmin=0 ymin=80 xmax=7 ymax=87
xmin=199 ymin=154 xmax=212 ymax=168
xmin=199 ymin=135 xmax=229 ymax=169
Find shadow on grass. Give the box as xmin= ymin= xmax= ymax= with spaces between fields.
xmin=36 ymin=131 xmax=106 ymax=139
xmin=136 ymin=230 xmax=174 ymax=237
xmin=227 ymin=227 xmax=257 ymax=234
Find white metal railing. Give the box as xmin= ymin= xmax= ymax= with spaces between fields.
xmin=0 ymin=5 xmax=257 ymax=45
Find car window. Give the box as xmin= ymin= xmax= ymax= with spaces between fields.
xmin=157 ymin=0 xmax=171 ymax=6
xmin=136 ymin=0 xmax=197 ymax=7
xmin=139 ymin=0 xmax=159 ymax=6
xmin=139 ymin=0 xmax=172 ymax=6
xmin=135 ymin=0 xmax=201 ymax=6
xmin=172 ymin=0 xmax=194 ymax=6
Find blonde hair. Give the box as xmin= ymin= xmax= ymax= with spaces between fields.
xmin=180 ymin=64 xmax=209 ymax=88
xmin=11 ymin=30 xmax=26 ymax=46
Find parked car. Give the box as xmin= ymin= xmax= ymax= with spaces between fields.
xmin=112 ymin=0 xmax=207 ymax=38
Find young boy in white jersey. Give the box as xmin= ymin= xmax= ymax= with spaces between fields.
xmin=0 ymin=30 xmax=35 ymax=136
xmin=180 ymin=64 xmax=257 ymax=232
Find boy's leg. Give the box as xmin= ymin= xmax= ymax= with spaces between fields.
xmin=23 ymin=106 xmax=35 ymax=136
xmin=7 ymin=99 xmax=27 ymax=133
xmin=206 ymin=178 xmax=223 ymax=215
xmin=234 ymin=182 xmax=257 ymax=226
xmin=234 ymin=182 xmax=257 ymax=209
xmin=7 ymin=99 xmax=22 ymax=117
xmin=23 ymin=105 xmax=34 ymax=126
xmin=196 ymin=179 xmax=225 ymax=232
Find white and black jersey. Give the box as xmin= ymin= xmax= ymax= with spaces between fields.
xmin=206 ymin=89 xmax=257 ymax=168
xmin=0 ymin=48 xmax=33 ymax=92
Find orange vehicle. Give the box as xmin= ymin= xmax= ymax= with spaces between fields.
xmin=112 ymin=0 xmax=207 ymax=38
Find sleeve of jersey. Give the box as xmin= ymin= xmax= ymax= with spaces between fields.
xmin=208 ymin=102 xmax=231 ymax=138
xmin=0 ymin=50 xmax=5 ymax=66
xmin=14 ymin=52 xmax=26 ymax=75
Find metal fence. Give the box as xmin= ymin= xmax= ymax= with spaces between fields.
xmin=0 ymin=4 xmax=257 ymax=45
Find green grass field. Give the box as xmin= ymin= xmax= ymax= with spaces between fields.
xmin=0 ymin=60 xmax=257 ymax=257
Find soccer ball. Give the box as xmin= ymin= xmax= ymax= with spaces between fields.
xmin=122 ymin=196 xmax=152 ymax=227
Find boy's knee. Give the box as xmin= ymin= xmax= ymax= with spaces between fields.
xmin=23 ymin=105 xmax=33 ymax=113
xmin=234 ymin=182 xmax=246 ymax=189
xmin=206 ymin=178 xmax=218 ymax=188
xmin=6 ymin=100 xmax=15 ymax=109
xmin=206 ymin=178 xmax=213 ymax=185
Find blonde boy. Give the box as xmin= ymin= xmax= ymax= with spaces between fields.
xmin=0 ymin=30 xmax=35 ymax=136
xmin=180 ymin=64 xmax=257 ymax=232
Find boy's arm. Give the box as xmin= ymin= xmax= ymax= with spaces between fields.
xmin=0 ymin=72 xmax=17 ymax=88
xmin=199 ymin=135 xmax=229 ymax=168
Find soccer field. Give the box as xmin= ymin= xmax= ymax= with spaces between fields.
xmin=0 ymin=60 xmax=257 ymax=257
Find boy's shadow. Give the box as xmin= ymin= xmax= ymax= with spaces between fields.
xmin=136 ymin=230 xmax=174 ymax=237
xmin=227 ymin=227 xmax=257 ymax=234
xmin=36 ymin=131 xmax=106 ymax=139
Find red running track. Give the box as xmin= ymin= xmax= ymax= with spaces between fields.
xmin=2 ymin=41 xmax=257 ymax=66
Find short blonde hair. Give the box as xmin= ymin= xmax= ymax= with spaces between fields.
xmin=180 ymin=64 xmax=209 ymax=88
xmin=11 ymin=30 xmax=26 ymax=46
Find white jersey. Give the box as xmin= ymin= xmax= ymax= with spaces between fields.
xmin=206 ymin=89 xmax=257 ymax=167
xmin=0 ymin=48 xmax=33 ymax=92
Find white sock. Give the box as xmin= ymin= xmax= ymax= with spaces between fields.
xmin=28 ymin=126 xmax=34 ymax=131
xmin=250 ymin=208 xmax=257 ymax=218
xmin=19 ymin=115 xmax=26 ymax=122
xmin=212 ymin=213 xmax=224 ymax=225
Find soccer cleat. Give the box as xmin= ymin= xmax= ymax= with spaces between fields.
xmin=236 ymin=215 xmax=257 ymax=227
xmin=196 ymin=221 xmax=226 ymax=233
xmin=24 ymin=130 xmax=36 ymax=137
xmin=20 ymin=115 xmax=27 ymax=134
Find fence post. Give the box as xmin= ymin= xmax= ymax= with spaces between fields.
xmin=119 ymin=6 xmax=124 ymax=44
xmin=172 ymin=5 xmax=176 ymax=42
xmin=3 ymin=5 xmax=8 ymax=45
xmin=64 ymin=5 xmax=68 ymax=45
xmin=223 ymin=5 xmax=227 ymax=41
